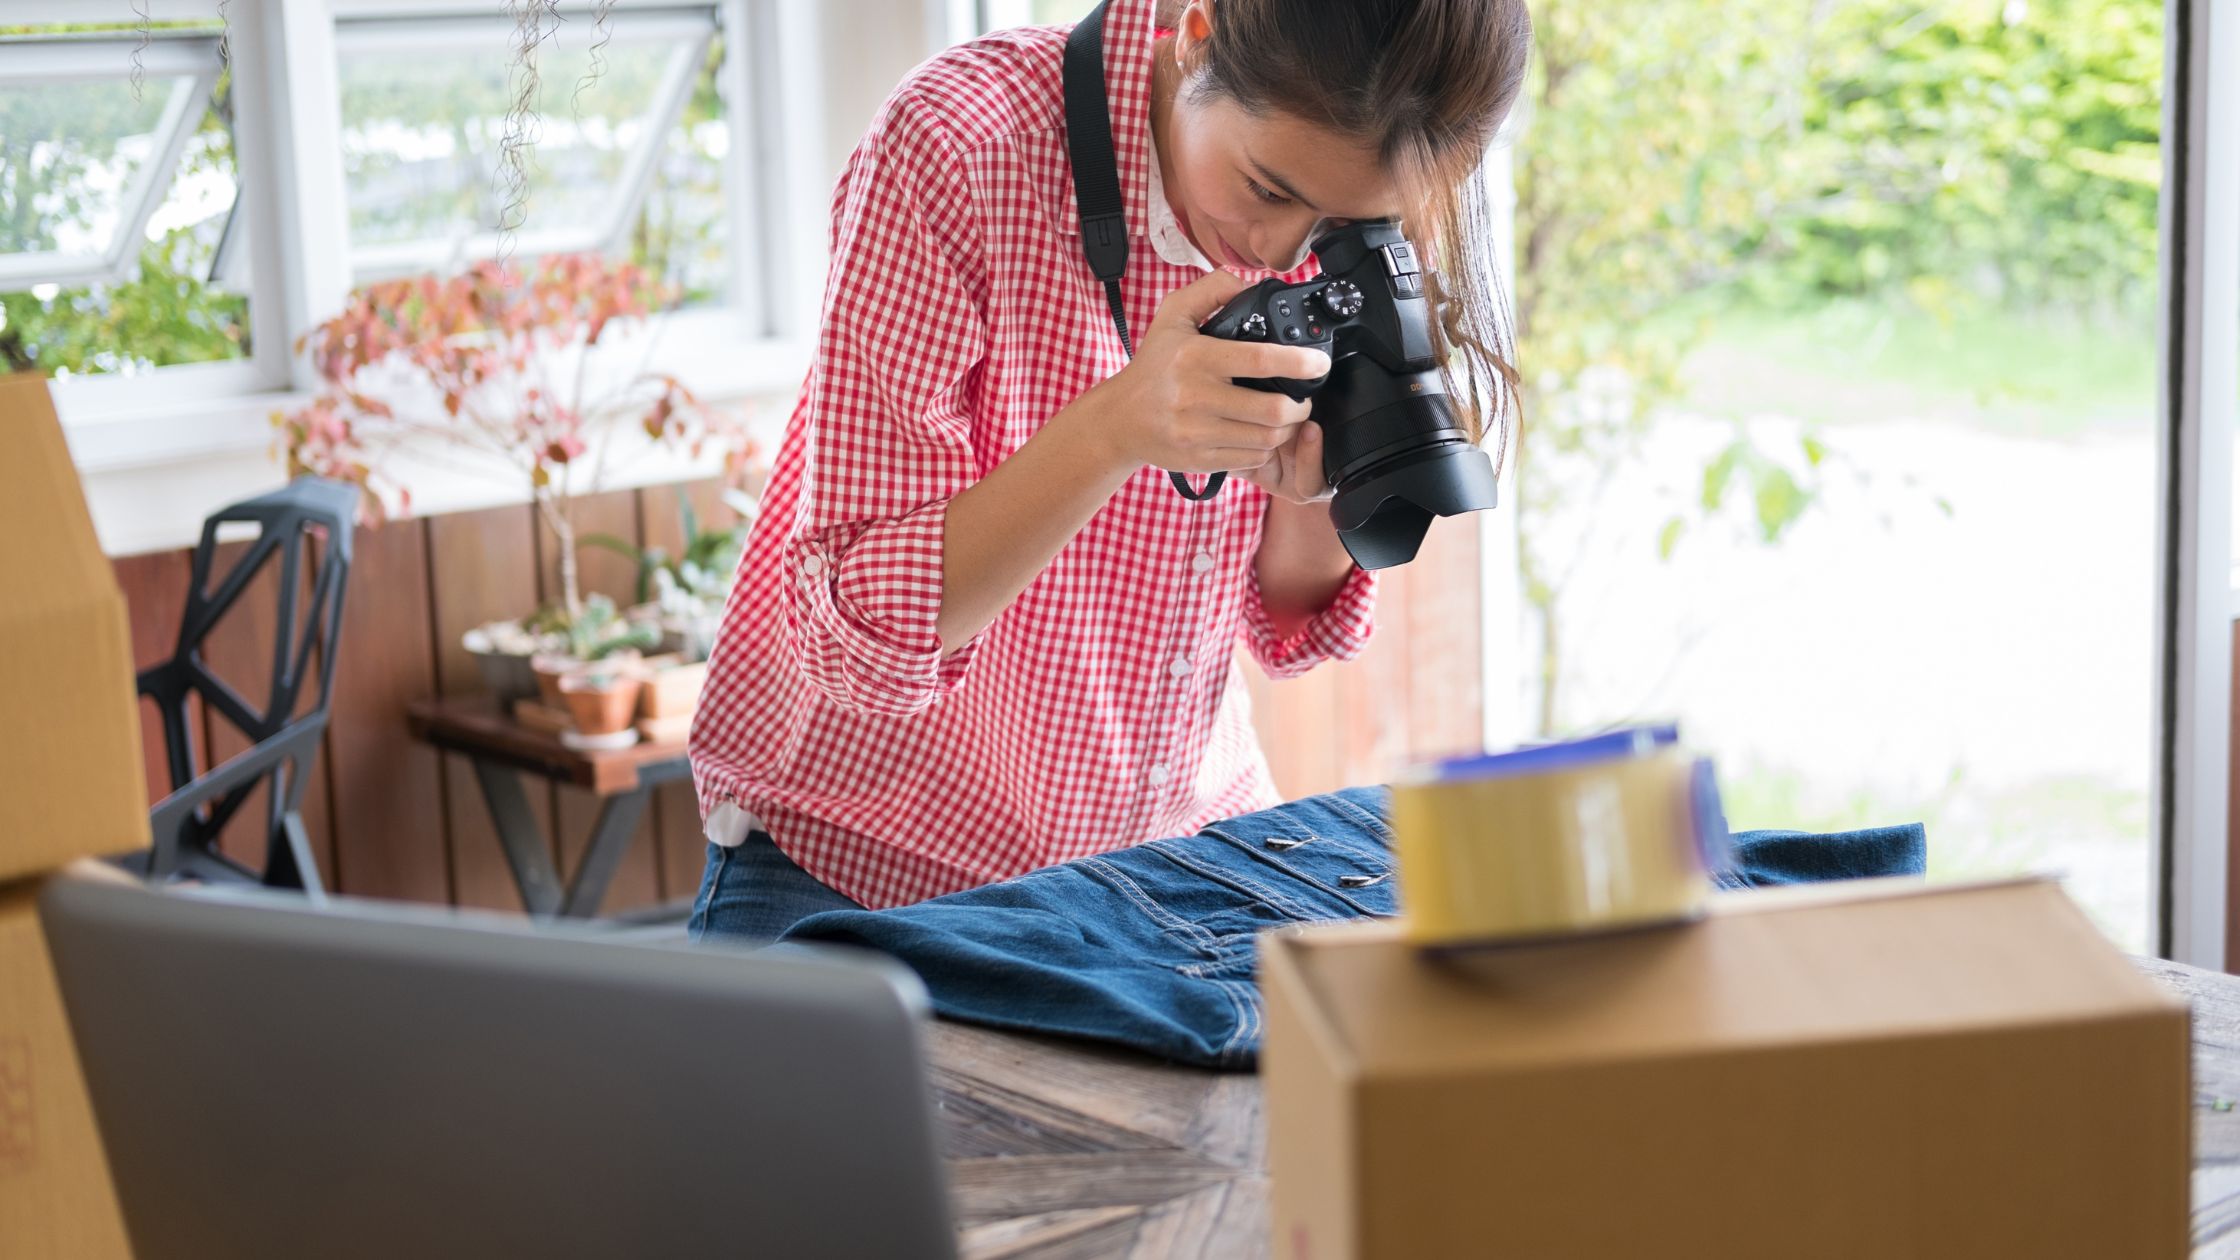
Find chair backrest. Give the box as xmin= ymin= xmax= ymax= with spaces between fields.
xmin=137 ymin=477 xmax=358 ymax=889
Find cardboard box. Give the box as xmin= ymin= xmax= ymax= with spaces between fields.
xmin=1263 ymin=878 xmax=2190 ymax=1259
xmin=0 ymin=375 xmax=149 ymax=882
xmin=0 ymin=876 xmax=131 ymax=1259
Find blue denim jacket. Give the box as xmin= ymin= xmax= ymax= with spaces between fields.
xmin=782 ymin=787 xmax=1926 ymax=1069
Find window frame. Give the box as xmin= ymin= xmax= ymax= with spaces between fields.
xmin=0 ymin=31 xmax=222 ymax=290
xmin=2155 ymin=0 xmax=2240 ymax=968
xmin=333 ymin=6 xmax=715 ymax=284
xmin=0 ymin=0 xmax=822 ymax=555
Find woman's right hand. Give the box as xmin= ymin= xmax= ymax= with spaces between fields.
xmin=1074 ymin=269 xmax=1334 ymax=477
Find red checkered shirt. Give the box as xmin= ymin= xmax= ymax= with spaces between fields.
xmin=689 ymin=0 xmax=1379 ymax=909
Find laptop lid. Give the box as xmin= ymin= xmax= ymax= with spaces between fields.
xmin=38 ymin=873 xmax=957 ymax=1260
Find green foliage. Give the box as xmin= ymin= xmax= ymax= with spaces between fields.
xmin=1510 ymin=0 xmax=2161 ymax=733
xmin=0 ymin=52 xmax=248 ymax=375
xmin=524 ymin=592 xmax=661 ymax=660
xmin=1 ymin=227 xmax=247 ymax=373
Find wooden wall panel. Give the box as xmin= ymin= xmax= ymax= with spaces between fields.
xmin=108 ymin=478 xmax=1489 ymax=915
xmin=113 ymin=549 xmax=196 ymax=812
xmin=1403 ymin=514 xmax=1484 ymax=763
xmin=638 ymin=481 xmax=739 ymax=903
xmin=540 ymin=490 xmax=663 ymax=914
xmin=426 ymin=505 xmax=549 ymax=914
xmin=323 ymin=519 xmax=450 ymax=902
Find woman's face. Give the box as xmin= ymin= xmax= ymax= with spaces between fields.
xmin=1157 ymin=7 xmax=1410 ymax=273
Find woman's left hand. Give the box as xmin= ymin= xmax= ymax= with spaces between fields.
xmin=1237 ymin=416 xmax=1335 ymax=504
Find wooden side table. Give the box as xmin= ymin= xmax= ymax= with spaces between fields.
xmin=406 ymin=697 xmax=692 ymax=919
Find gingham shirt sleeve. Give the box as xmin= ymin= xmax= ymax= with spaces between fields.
xmin=779 ymin=94 xmax=990 ymax=717
xmin=1239 ymin=557 xmax=1379 ymax=680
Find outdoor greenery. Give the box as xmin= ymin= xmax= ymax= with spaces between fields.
xmin=0 ymin=32 xmax=249 ymax=374
xmin=0 ymin=18 xmax=724 ymax=376
xmin=1511 ymin=0 xmax=2161 ymax=732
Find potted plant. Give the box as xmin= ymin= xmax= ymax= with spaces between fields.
xmin=274 ymin=253 xmax=763 ymax=705
xmin=583 ymin=485 xmax=758 ymax=665
xmin=557 ymin=658 xmax=645 ymax=750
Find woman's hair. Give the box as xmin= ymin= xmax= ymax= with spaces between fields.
xmin=1165 ymin=0 xmax=1530 ymax=461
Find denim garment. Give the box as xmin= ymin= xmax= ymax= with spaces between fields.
xmin=779 ymin=786 xmax=1927 ymax=1069
xmin=687 ymin=833 xmax=863 ymax=943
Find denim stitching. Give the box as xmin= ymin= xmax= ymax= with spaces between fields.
xmin=1156 ymin=835 xmax=1326 ymax=920
xmin=1200 ymin=828 xmax=1393 ymax=915
xmin=1320 ymin=791 xmax=1396 ymax=843
xmin=1219 ymin=977 xmax=1260 ymax=1061
xmin=687 ymin=844 xmax=732 ymax=940
xmin=1081 ymin=856 xmax=1222 ymax=954
xmin=1169 ymin=833 xmax=1365 ymax=922
xmin=1220 ymin=972 xmax=1253 ymax=1057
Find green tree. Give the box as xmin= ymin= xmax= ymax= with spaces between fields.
xmin=1510 ymin=0 xmax=2160 ymax=735
xmin=0 ymin=50 xmax=249 ymax=375
xmin=1513 ymin=0 xmax=1838 ymax=735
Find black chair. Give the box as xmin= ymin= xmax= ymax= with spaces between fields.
xmin=126 ymin=478 xmax=358 ymax=896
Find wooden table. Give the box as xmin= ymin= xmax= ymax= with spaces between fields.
xmin=930 ymin=956 xmax=2240 ymax=1257
xmin=405 ymin=697 xmax=691 ymax=919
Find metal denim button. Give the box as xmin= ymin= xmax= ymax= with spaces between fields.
xmin=1338 ymin=872 xmax=1389 ymax=889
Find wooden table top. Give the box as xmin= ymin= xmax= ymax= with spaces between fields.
xmin=931 ymin=955 xmax=2240 ymax=1257
xmin=404 ymin=696 xmax=688 ymax=794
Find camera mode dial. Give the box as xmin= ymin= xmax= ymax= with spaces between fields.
xmin=1319 ymin=280 xmax=1364 ymax=319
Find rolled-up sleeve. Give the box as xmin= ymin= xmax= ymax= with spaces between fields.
xmin=1240 ymin=561 xmax=1379 ymax=680
xmin=777 ymin=91 xmax=990 ymax=717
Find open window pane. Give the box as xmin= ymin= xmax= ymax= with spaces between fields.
xmin=338 ymin=9 xmax=714 ymax=284
xmin=1509 ymin=0 xmax=2161 ymax=949
xmin=630 ymin=33 xmax=727 ymax=304
xmin=0 ymin=28 xmax=247 ymax=376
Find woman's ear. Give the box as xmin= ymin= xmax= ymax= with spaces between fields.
xmin=1175 ymin=0 xmax=1215 ymax=71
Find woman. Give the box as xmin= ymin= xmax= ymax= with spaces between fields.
xmin=688 ymin=0 xmax=1530 ymax=940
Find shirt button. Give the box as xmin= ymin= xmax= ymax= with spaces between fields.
xmin=801 ymin=554 xmax=826 ymax=578
xmin=1190 ymin=550 xmax=1215 ymax=574
xmin=1168 ymin=655 xmax=1192 ymax=678
xmin=1147 ymin=765 xmax=1171 ymax=786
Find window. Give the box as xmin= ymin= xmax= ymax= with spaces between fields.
xmin=0 ymin=26 xmax=247 ymax=375
xmin=1508 ymin=0 xmax=2165 ymax=950
xmin=335 ymin=8 xmax=715 ymax=287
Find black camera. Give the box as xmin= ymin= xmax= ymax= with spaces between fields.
xmin=1197 ymin=219 xmax=1499 ymax=570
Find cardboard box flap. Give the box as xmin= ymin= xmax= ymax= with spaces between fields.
xmin=0 ymin=376 xmax=112 ymax=618
xmin=0 ymin=376 xmax=151 ymax=881
xmin=1270 ymin=878 xmax=2179 ymax=1078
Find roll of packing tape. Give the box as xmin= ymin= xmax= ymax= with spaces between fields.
xmin=1393 ymin=728 xmax=1729 ymax=948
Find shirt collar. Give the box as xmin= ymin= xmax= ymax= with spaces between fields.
xmin=1145 ymin=128 xmax=1214 ymax=271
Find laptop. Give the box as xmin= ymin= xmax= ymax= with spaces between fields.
xmin=38 ymin=870 xmax=958 ymax=1260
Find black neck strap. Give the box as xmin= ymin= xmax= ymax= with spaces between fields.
xmin=1063 ymin=1 xmax=1224 ymax=501
xmin=1063 ymin=1 xmax=1132 ymax=355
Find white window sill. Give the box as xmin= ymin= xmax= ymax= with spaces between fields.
xmin=65 ymin=323 xmax=812 ymax=556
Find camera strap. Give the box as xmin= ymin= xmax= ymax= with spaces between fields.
xmin=1063 ymin=0 xmax=1224 ymax=501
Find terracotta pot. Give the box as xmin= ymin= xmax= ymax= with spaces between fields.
xmin=530 ymin=654 xmax=583 ymax=708
xmin=559 ymin=673 xmax=643 ymax=737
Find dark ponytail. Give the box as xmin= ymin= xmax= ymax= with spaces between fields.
xmin=1171 ymin=0 xmax=1530 ymax=463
